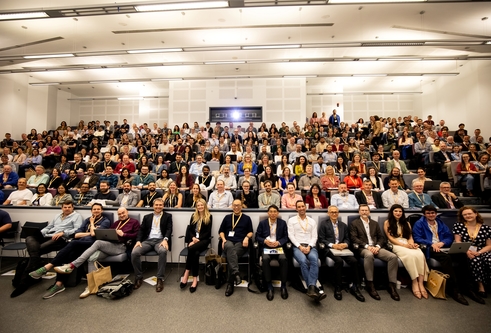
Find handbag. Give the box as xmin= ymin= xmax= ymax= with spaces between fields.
xmin=425 ymin=269 xmax=448 ymax=299
xmin=87 ymin=261 xmax=112 ymax=294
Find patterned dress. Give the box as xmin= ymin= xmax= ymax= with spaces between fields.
xmin=453 ymin=222 xmax=491 ymax=284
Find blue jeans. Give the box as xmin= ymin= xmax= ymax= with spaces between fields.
xmin=293 ymin=246 xmax=319 ymax=287
xmin=460 ymin=174 xmax=474 ymax=191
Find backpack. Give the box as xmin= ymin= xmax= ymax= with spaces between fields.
xmin=247 ymin=263 xmax=267 ymax=294
xmin=96 ymin=278 xmax=133 ymax=300
xmin=205 ymin=259 xmax=217 ymax=286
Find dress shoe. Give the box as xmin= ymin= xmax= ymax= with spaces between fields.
xmin=10 ymin=284 xmax=29 ymax=298
xmin=133 ymin=278 xmax=143 ymax=290
xmin=350 ymin=286 xmax=365 ymax=302
xmin=235 ymin=273 xmax=242 ymax=286
xmin=225 ymin=284 xmax=234 ymax=297
xmin=190 ymin=283 xmax=198 ymax=293
xmin=467 ymin=290 xmax=485 ymax=304
xmin=478 ymin=291 xmax=487 ymax=299
xmin=266 ymin=289 xmax=274 ymax=301
xmin=156 ymin=278 xmax=164 ymax=292
xmin=451 ymin=292 xmax=469 ymax=306
xmin=388 ymin=282 xmax=400 ymax=301
xmin=366 ymin=281 xmax=381 ymax=300
xmin=281 ymin=288 xmax=289 ymax=300
xmin=306 ymin=285 xmax=318 ymax=299
xmin=334 ymin=286 xmax=343 ymax=300
xmin=316 ymin=289 xmax=327 ymax=302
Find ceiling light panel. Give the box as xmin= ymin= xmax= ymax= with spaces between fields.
xmin=135 ymin=1 xmax=229 ymax=12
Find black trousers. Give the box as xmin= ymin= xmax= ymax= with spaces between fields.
xmin=262 ymin=253 xmax=288 ymax=284
xmin=326 ymin=250 xmax=360 ymax=287
xmin=430 ymin=250 xmax=470 ymax=293
xmin=25 ymin=235 xmax=67 ymax=271
xmin=184 ymin=240 xmax=210 ymax=276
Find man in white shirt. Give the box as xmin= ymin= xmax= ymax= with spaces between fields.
xmin=330 ymin=183 xmax=359 ymax=210
xmin=258 ymin=180 xmax=281 ymax=209
xmin=189 ymin=154 xmax=206 ymax=176
xmin=3 ymin=178 xmax=33 ymax=206
xmin=217 ymin=166 xmax=237 ymax=191
xmin=158 ymin=137 xmax=172 ymax=153
xmin=382 ymin=178 xmax=409 ymax=208
xmin=225 ymin=143 xmax=243 ymax=163
xmin=287 ymin=201 xmax=326 ymax=302
xmin=208 ymin=180 xmax=234 ymax=209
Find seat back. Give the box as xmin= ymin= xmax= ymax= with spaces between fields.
xmin=102 ymin=212 xmax=114 ymax=224
xmin=1 ymin=221 xmax=19 ymax=242
xmin=20 ymin=221 xmax=49 ymax=239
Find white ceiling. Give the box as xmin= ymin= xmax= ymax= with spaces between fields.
xmin=0 ymin=0 xmax=490 ymax=97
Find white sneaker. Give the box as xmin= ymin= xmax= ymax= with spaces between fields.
xmin=79 ymin=287 xmax=91 ymax=299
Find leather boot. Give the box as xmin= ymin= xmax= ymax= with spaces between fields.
xmin=366 ymin=281 xmax=380 ymax=300
xmin=388 ymin=282 xmax=400 ymax=301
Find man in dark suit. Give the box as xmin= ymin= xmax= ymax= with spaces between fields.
xmin=318 ymin=206 xmax=364 ymax=302
xmin=219 ymin=199 xmax=253 ymax=297
xmin=431 ymin=182 xmax=463 ymax=209
xmin=255 ymin=205 xmax=289 ymax=301
xmin=349 ymin=204 xmax=400 ymax=301
xmin=433 ymin=142 xmax=455 ymax=181
xmin=131 ymin=198 xmax=173 ymax=292
xmin=355 ymin=179 xmax=384 ymax=209
xmin=168 ymin=154 xmax=185 ymax=174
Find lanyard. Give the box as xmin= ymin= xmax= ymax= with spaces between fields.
xmin=117 ymin=218 xmax=130 ymax=230
xmin=297 ymin=216 xmax=309 ymax=233
xmin=428 ymin=222 xmax=439 ymax=242
xmin=232 ymin=214 xmax=242 ymax=230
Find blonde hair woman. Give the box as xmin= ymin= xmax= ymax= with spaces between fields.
xmin=180 ymin=198 xmax=213 ymax=293
xmin=162 ymin=181 xmax=183 ymax=208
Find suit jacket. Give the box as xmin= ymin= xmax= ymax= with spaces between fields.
xmin=433 ymin=150 xmax=455 ymax=164
xmin=354 ymin=190 xmax=384 ymax=209
xmin=386 ymin=159 xmax=408 ymax=174
xmin=137 ymin=212 xmax=173 ymax=243
xmin=97 ymin=160 xmax=117 ymax=173
xmin=431 ymin=192 xmax=463 ymax=209
xmin=318 ymin=217 xmax=351 ymax=248
xmin=349 ymin=217 xmax=386 ymax=249
xmin=185 ymin=215 xmax=213 ymax=243
xmin=255 ymin=218 xmax=288 ymax=251
xmin=107 ymin=191 xmax=139 ymax=207
xmin=76 ymin=174 xmax=99 ymax=188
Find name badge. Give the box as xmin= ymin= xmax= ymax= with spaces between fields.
xmin=196 ymin=232 xmax=199 ymax=238
xmin=469 ymin=246 xmax=478 ymax=252
xmin=228 ymin=231 xmax=235 ymax=237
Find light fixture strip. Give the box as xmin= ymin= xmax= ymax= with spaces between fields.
xmin=135 ymin=1 xmax=229 ymax=12
xmin=24 ymin=53 xmax=74 ymax=59
xmin=0 ymin=12 xmax=48 ymax=20
xmin=127 ymin=48 xmax=183 ymax=54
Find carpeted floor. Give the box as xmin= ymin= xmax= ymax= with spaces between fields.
xmin=1 ymin=261 xmax=490 ymax=333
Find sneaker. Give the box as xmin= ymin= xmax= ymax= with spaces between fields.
xmin=43 ymin=284 xmax=65 ymax=299
xmin=54 ymin=264 xmax=73 ymax=274
xmin=79 ymin=287 xmax=91 ymax=299
xmin=29 ymin=267 xmax=47 ymax=279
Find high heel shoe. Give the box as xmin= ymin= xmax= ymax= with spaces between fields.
xmin=190 ymin=283 xmax=198 ymax=293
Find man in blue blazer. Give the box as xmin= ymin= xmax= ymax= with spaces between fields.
xmin=256 ymin=205 xmax=289 ymax=301
xmin=131 ymin=198 xmax=173 ymax=292
xmin=412 ymin=205 xmax=470 ymax=305
xmin=318 ymin=205 xmax=365 ymax=302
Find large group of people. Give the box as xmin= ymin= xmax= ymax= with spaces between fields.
xmin=0 ymin=114 xmax=490 ymax=304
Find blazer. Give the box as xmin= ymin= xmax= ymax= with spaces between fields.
xmin=354 ymin=190 xmax=384 ymax=209
xmin=349 ymin=217 xmax=386 ymax=249
xmin=431 ymin=192 xmax=463 ymax=209
xmin=412 ymin=216 xmax=453 ymax=259
xmin=76 ymin=174 xmax=99 ymax=189
xmin=136 ymin=212 xmax=173 ymax=243
xmin=185 ymin=215 xmax=213 ymax=244
xmin=107 ymin=191 xmax=140 ymax=207
xmin=318 ymin=217 xmax=351 ymax=248
xmin=386 ymin=159 xmax=409 ymax=174
xmin=255 ymin=218 xmax=288 ymax=251
xmin=0 ymin=172 xmax=19 ymax=188
xmin=433 ymin=150 xmax=455 ymax=164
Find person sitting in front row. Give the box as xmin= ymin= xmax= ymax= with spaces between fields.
xmin=255 ymin=204 xmax=289 ymax=301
